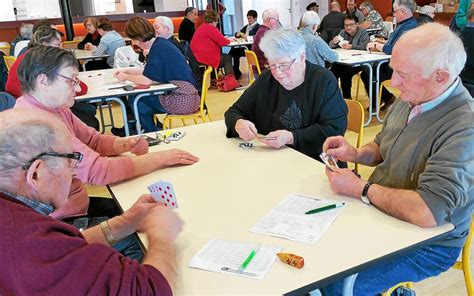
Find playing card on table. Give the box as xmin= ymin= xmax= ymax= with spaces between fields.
xmin=147 ymin=180 xmax=178 ymax=208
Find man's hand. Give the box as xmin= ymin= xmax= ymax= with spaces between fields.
xmin=153 ymin=149 xmax=199 ymax=167
xmin=258 ymin=130 xmax=293 ymax=148
xmin=323 ymin=136 xmax=358 ymax=163
xmin=325 ymin=167 xmax=366 ymax=198
xmin=128 ymin=137 xmax=148 ymax=155
xmin=114 ymin=71 xmax=128 ymax=82
xmin=121 ymin=194 xmax=161 ymax=233
xmin=235 ymin=119 xmax=258 ymax=141
xmin=84 ymin=43 xmax=93 ymax=50
xmin=332 ymin=35 xmax=340 ymax=44
xmin=341 ymin=43 xmax=352 ymax=50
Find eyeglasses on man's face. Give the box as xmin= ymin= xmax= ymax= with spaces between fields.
xmin=55 ymin=73 xmax=80 ymax=87
xmin=344 ymin=22 xmax=357 ymax=28
xmin=266 ymin=58 xmax=296 ymax=72
xmin=22 ymin=151 xmax=83 ymax=170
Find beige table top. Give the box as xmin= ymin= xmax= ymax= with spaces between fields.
xmin=334 ymin=49 xmax=391 ymax=65
xmin=72 ymin=49 xmax=108 ymax=61
xmin=108 ymin=120 xmax=453 ymax=295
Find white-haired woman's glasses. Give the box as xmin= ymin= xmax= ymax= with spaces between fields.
xmin=266 ymin=59 xmax=296 ymax=72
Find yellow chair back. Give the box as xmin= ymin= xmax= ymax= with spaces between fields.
xmin=344 ymin=99 xmax=364 ymax=172
xmin=3 ymin=55 xmax=17 ymax=72
xmin=61 ymin=40 xmax=80 ymax=49
xmin=244 ymin=50 xmax=261 ymax=85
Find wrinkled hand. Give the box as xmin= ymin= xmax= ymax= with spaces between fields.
xmin=121 ymin=194 xmax=161 ymax=233
xmin=114 ymin=71 xmax=128 ymax=82
xmin=258 ymin=130 xmax=293 ymax=148
xmin=154 ymin=149 xmax=199 ymax=167
xmin=325 ymin=167 xmax=366 ymax=198
xmin=142 ymin=205 xmax=183 ymax=241
xmin=128 ymin=137 xmax=149 ymax=155
xmin=323 ymin=136 xmax=358 ymax=163
xmin=235 ymin=119 xmax=258 ymax=141
xmin=332 ymin=35 xmax=340 ymax=44
xmin=84 ymin=43 xmax=93 ymax=50
xmin=366 ymin=42 xmax=375 ymax=51
xmin=341 ymin=43 xmax=352 ymax=50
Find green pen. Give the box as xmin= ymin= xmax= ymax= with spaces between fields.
xmin=305 ymin=203 xmax=345 ymax=215
xmin=238 ymin=249 xmax=257 ymax=273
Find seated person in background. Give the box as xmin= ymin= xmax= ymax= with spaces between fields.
xmin=416 ymin=5 xmax=436 ymax=24
xmin=16 ymin=19 xmax=59 ymax=57
xmin=365 ymin=0 xmax=418 ymax=111
xmin=10 ymin=23 xmax=33 ymax=56
xmin=306 ymin=2 xmax=320 ymax=13
xmin=118 ymin=16 xmax=201 ymax=132
xmin=344 ymin=0 xmax=365 ymax=23
xmin=191 ymin=10 xmax=236 ymax=81
xmin=154 ymin=16 xmax=203 ymax=92
xmin=330 ymin=15 xmax=369 ymax=99
xmin=14 ymin=46 xmax=199 ymax=223
xmin=299 ymin=11 xmax=338 ymax=67
xmin=460 ymin=8 xmax=474 ymax=96
xmin=0 ymin=108 xmax=183 ymax=295
xmin=359 ymin=1 xmax=388 ymax=38
xmin=229 ymin=9 xmax=260 ymax=80
xmin=317 ymin=1 xmax=346 ymax=43
xmin=252 ymin=8 xmax=281 ymax=69
xmin=77 ymin=17 xmax=101 ymax=50
xmin=88 ymin=18 xmax=125 ymax=68
xmin=178 ymin=7 xmax=198 ymax=43
xmin=320 ymin=23 xmax=473 ymax=295
xmin=225 ymin=28 xmax=347 ymax=161
xmin=5 ymin=26 xmax=99 ymax=131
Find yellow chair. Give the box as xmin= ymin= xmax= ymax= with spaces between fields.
xmin=61 ymin=40 xmax=80 ymax=49
xmin=377 ymin=80 xmax=400 ymax=111
xmin=162 ymin=66 xmax=213 ymax=129
xmin=0 ymin=44 xmax=10 ymax=56
xmin=345 ymin=99 xmax=364 ymax=173
xmin=383 ymin=216 xmax=473 ymax=296
xmin=244 ymin=50 xmax=261 ymax=85
xmin=3 ymin=55 xmax=17 ymax=72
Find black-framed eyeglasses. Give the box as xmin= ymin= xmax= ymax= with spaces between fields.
xmin=266 ymin=58 xmax=296 ymax=72
xmin=55 ymin=73 xmax=80 ymax=87
xmin=22 ymin=152 xmax=83 ymax=170
xmin=344 ymin=23 xmax=357 ymax=28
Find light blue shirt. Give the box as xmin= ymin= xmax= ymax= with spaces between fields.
xmin=1 ymin=191 xmax=54 ymax=216
xmin=93 ymin=30 xmax=126 ymax=67
xmin=419 ymin=78 xmax=460 ymax=114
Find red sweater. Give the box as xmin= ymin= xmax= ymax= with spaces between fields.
xmin=5 ymin=51 xmax=88 ymax=98
xmin=190 ymin=23 xmax=230 ymax=69
xmin=0 ymin=193 xmax=172 ymax=295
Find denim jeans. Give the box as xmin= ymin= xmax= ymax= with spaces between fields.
xmin=320 ymin=244 xmax=461 ymax=296
xmin=129 ymin=94 xmax=167 ymax=133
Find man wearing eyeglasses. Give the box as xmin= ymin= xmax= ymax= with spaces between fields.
xmin=0 ymin=108 xmax=182 ymax=295
xmin=252 ymin=8 xmax=281 ymax=69
xmin=225 ymin=28 xmax=347 ymax=162
xmin=330 ymin=15 xmax=369 ymax=99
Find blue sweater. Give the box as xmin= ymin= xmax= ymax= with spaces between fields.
xmin=383 ymin=17 xmax=418 ymax=55
xmin=143 ymin=37 xmax=196 ymax=87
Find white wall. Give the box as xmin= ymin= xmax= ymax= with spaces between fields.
xmin=155 ymin=0 xmax=187 ymax=12
xmin=1 ymin=0 xmax=16 ymax=21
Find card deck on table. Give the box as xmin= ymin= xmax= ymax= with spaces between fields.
xmin=147 ymin=181 xmax=178 ymax=208
xmin=320 ymin=152 xmax=339 ymax=171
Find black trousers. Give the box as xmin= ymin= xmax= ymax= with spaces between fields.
xmin=71 ymin=101 xmax=100 ymax=131
xmin=331 ymin=64 xmax=363 ymax=99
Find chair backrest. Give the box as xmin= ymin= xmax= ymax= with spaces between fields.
xmin=61 ymin=40 xmax=80 ymax=49
xmin=113 ymin=46 xmax=143 ymax=68
xmin=13 ymin=40 xmax=29 ymax=58
xmin=0 ymin=92 xmax=16 ymax=111
xmin=244 ymin=50 xmax=261 ymax=85
xmin=345 ymin=99 xmax=364 ymax=172
xmin=0 ymin=43 xmax=10 ymax=56
xmin=199 ymin=67 xmax=213 ymax=113
xmin=3 ymin=56 xmax=16 ymax=72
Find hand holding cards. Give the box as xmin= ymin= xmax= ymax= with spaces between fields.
xmin=148 ymin=181 xmax=179 ymax=208
xmin=320 ymin=152 xmax=339 ymax=171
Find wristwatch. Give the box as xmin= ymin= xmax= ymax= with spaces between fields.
xmin=361 ymin=182 xmax=372 ymax=205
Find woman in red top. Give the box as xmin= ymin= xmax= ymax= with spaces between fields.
xmin=191 ymin=10 xmax=235 ymax=78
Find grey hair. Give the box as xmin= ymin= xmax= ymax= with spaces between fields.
xmin=360 ymin=1 xmax=374 ymax=11
xmin=259 ymin=28 xmax=305 ymax=60
xmin=398 ymin=23 xmax=466 ymax=79
xmin=155 ymin=16 xmax=174 ymax=38
xmin=301 ymin=11 xmax=321 ymax=28
xmin=0 ymin=121 xmax=62 ymax=190
xmin=395 ymin=0 xmax=416 ymax=12
xmin=20 ymin=23 xmax=34 ymax=39
xmin=262 ymin=8 xmax=279 ymax=21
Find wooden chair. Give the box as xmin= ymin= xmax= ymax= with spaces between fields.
xmin=61 ymin=40 xmax=80 ymax=49
xmin=0 ymin=43 xmax=10 ymax=56
xmin=244 ymin=50 xmax=261 ymax=85
xmin=3 ymin=55 xmax=17 ymax=73
xmin=383 ymin=216 xmax=473 ymax=296
xmin=378 ymin=80 xmax=400 ymax=112
xmin=162 ymin=66 xmax=213 ymax=129
xmin=345 ymin=99 xmax=364 ymax=173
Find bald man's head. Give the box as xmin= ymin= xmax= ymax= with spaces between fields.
xmin=330 ymin=1 xmax=341 ymax=12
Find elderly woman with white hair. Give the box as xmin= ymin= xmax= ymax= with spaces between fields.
xmin=299 ymin=11 xmax=338 ymax=67
xmin=225 ymin=28 xmax=347 ymax=161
